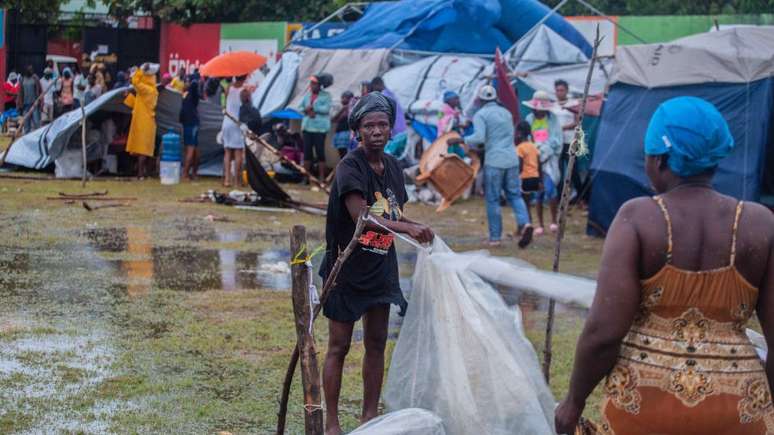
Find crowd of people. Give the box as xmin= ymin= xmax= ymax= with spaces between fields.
xmin=3 ymin=58 xmax=589 ymax=228
xmin=3 ymin=60 xmax=119 ymax=134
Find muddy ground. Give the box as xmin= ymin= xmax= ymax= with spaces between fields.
xmin=0 ymin=172 xmax=604 ymax=433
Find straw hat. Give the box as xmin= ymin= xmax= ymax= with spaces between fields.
xmin=522 ymin=90 xmax=556 ymax=111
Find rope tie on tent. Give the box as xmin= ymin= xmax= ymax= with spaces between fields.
xmin=290 ymin=244 xmax=325 ymax=266
xmin=571 ymin=125 xmax=589 ymax=158
xmin=303 ymin=403 xmax=324 ymax=414
xmin=290 ymin=244 xmax=325 ymax=334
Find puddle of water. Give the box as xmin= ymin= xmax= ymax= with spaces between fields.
xmin=85 ymin=227 xmax=295 ymax=293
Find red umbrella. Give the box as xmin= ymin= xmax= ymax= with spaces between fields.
xmin=200 ymin=51 xmax=267 ymax=77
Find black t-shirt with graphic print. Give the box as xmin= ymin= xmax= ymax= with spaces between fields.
xmin=321 ymin=147 xmax=408 ymax=298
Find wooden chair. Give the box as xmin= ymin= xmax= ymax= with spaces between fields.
xmin=415 ymin=132 xmax=481 ymax=212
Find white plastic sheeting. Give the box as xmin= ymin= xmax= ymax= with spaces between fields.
xmin=507 ymin=25 xmax=588 ymax=72
xmin=3 ymin=86 xmax=226 ymax=176
xmin=3 ymin=86 xmax=131 ymax=170
xmin=350 ymin=408 xmax=446 ymax=435
xmin=287 ymin=48 xmax=391 ymax=109
xmin=384 ymin=238 xmax=558 ymax=435
xmin=252 ymin=51 xmax=301 ymax=117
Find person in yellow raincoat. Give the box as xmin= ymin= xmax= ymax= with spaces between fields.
xmin=125 ymin=63 xmax=159 ymax=179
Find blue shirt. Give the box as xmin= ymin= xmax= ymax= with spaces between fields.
xmin=299 ymin=90 xmax=332 ymax=133
xmin=464 ymin=102 xmax=519 ymax=169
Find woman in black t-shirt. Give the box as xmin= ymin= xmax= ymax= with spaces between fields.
xmin=321 ymin=92 xmax=434 ymax=434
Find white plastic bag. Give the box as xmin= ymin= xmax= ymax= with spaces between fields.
xmin=384 ymin=238 xmax=556 ymax=435
xmin=349 ymin=408 xmax=445 ymax=435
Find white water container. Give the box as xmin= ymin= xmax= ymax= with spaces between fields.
xmin=160 ymin=161 xmax=181 ymax=185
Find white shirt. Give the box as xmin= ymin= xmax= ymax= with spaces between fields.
xmin=73 ymin=73 xmax=88 ymax=102
xmin=39 ymin=77 xmax=57 ymax=105
xmin=555 ymin=100 xmax=577 ymax=145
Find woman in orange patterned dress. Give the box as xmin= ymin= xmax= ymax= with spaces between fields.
xmin=555 ymin=97 xmax=774 ymax=435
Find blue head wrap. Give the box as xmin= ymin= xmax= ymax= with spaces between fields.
xmin=443 ymin=90 xmax=459 ymax=104
xmin=644 ymin=97 xmax=734 ymax=177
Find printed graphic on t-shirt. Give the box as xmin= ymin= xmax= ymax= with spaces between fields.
xmin=358 ymin=231 xmax=395 ymax=255
xmin=533 ymin=129 xmax=549 ymax=143
xmin=361 ymin=189 xmax=403 ymax=255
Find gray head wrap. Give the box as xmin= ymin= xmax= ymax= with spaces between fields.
xmin=348 ymin=91 xmax=396 ymax=132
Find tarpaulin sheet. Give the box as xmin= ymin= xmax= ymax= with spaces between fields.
xmin=253 ymin=51 xmax=301 ymax=117
xmin=589 ymin=79 xmax=774 ymax=233
xmin=4 ymin=86 xmax=227 ymax=176
xmin=296 ymin=0 xmax=591 ymax=56
xmin=615 ymin=27 xmax=774 ymax=88
xmin=287 ymin=48 xmax=391 ymax=109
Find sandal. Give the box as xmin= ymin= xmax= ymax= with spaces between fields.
xmin=550 ymin=223 xmax=559 ymax=233
xmin=534 ymin=227 xmax=545 ymax=236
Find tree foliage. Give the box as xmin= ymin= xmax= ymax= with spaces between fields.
xmin=3 ymin=0 xmax=772 ymax=25
xmin=102 ymin=0 xmax=339 ymax=24
xmin=543 ymin=0 xmax=773 ymax=15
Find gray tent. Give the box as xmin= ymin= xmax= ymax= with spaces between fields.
xmin=3 ymin=86 xmax=226 ymax=176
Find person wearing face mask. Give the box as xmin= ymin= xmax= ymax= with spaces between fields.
xmin=39 ymin=67 xmax=58 ymax=124
xmin=72 ymin=64 xmax=88 ymax=107
xmin=3 ymin=72 xmax=20 ymax=111
xmin=58 ymin=68 xmax=75 ymax=114
xmin=17 ymin=65 xmax=42 ymax=133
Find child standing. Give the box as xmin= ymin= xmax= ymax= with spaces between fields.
xmin=515 ymin=121 xmax=542 ymax=226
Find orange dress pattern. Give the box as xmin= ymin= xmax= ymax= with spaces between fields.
xmin=598 ymin=198 xmax=774 ymax=435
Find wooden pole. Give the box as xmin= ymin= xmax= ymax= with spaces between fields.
xmin=80 ymin=101 xmax=88 ymax=187
xmin=290 ymin=226 xmax=324 ymax=435
xmin=543 ymin=25 xmax=603 ymax=383
xmin=0 ymin=80 xmax=57 ymax=166
xmin=222 ymin=110 xmax=330 ymax=194
xmin=277 ymin=209 xmax=368 ymax=435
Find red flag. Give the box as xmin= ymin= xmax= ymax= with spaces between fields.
xmin=495 ymin=47 xmax=520 ymax=126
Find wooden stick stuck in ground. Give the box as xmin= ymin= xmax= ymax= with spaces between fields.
xmin=290 ymin=226 xmax=324 ymax=435
xmin=80 ymin=101 xmax=88 ymax=188
xmin=543 ymin=24 xmax=604 ymax=383
xmin=277 ymin=209 xmax=368 ymax=435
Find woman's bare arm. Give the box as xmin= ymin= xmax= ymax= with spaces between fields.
xmin=756 ymin=212 xmax=774 ymax=396
xmin=555 ymin=199 xmax=644 ymax=433
xmin=344 ymin=192 xmax=433 ymax=243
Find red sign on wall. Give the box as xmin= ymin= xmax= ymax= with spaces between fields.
xmin=159 ymin=23 xmax=221 ymax=77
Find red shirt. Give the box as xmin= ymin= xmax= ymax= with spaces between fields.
xmin=3 ymin=81 xmax=20 ymax=104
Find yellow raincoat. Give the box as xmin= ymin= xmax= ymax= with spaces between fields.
xmin=125 ymin=69 xmax=158 ymax=157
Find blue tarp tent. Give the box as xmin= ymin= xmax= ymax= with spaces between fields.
xmin=296 ymin=0 xmax=591 ymax=56
xmin=588 ymin=28 xmax=774 ymax=236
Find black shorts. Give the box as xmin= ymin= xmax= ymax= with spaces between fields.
xmin=522 ymin=177 xmax=541 ymax=193
xmin=303 ymin=131 xmax=327 ymax=164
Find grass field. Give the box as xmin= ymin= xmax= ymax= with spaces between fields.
xmin=0 ymin=172 xmax=604 ymax=433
